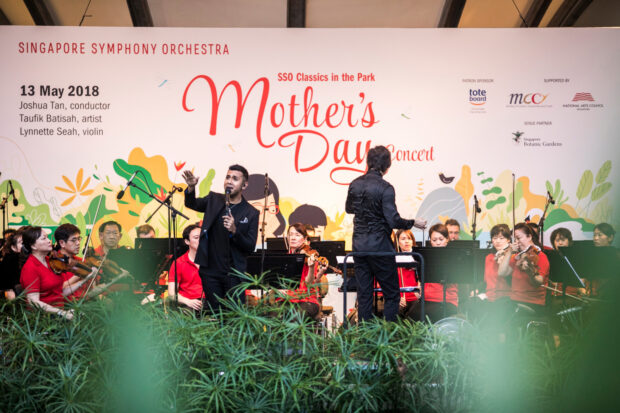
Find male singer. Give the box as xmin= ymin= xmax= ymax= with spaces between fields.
xmin=345 ymin=145 xmax=427 ymax=322
xmin=182 ymin=165 xmax=259 ymax=312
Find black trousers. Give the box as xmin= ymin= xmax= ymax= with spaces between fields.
xmin=355 ymin=255 xmax=400 ymax=322
xmin=199 ymin=268 xmax=245 ymax=313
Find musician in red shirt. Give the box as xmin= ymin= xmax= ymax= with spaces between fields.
xmin=168 ymin=223 xmax=204 ymax=311
xmin=19 ymin=226 xmax=95 ymax=320
xmin=500 ymin=223 xmax=550 ymax=316
xmin=484 ymin=224 xmax=512 ymax=303
xmin=408 ymin=224 xmax=458 ymax=322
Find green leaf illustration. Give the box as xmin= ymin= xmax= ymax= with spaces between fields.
xmin=545 ymin=180 xmax=553 ymax=195
xmin=591 ymin=182 xmax=611 ymax=202
xmin=595 ymin=160 xmax=611 ymax=184
xmin=113 ymin=159 xmax=162 ymax=204
xmin=199 ymin=169 xmax=216 ymax=197
xmin=576 ymin=170 xmax=593 ymax=200
xmin=84 ymin=195 xmax=116 ymax=225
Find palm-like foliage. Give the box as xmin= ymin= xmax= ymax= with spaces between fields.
xmin=1 ymin=272 xmax=608 ymax=413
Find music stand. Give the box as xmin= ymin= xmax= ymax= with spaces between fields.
xmin=135 ymin=237 xmax=188 ymax=257
xmin=266 ymin=237 xmax=287 ymax=251
xmin=556 ymin=245 xmax=618 ymax=282
xmin=414 ymin=247 xmax=479 ymax=319
xmin=246 ymin=253 xmax=305 ymax=289
xmin=107 ymin=248 xmax=163 ymax=285
xmin=446 ymin=240 xmax=481 ymax=248
xmin=310 ymin=241 xmax=345 ymax=270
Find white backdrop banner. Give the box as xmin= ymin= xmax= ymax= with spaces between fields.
xmin=1 ymin=26 xmax=618 ymax=248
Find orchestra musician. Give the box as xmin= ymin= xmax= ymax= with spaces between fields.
xmin=284 ymin=223 xmax=328 ymax=320
xmin=0 ymin=228 xmax=23 ymax=300
xmin=95 ymin=220 xmax=124 ymax=255
xmin=167 ymin=223 xmax=204 ymax=311
xmin=345 ymin=145 xmax=427 ymax=323
xmin=500 ymin=222 xmax=550 ymax=317
xmin=591 ymin=222 xmax=616 ymax=298
xmin=136 ymin=224 xmax=156 ymax=238
xmin=484 ymin=224 xmax=512 ymax=304
xmin=54 ymin=224 xmax=92 ymax=300
xmin=445 ymin=219 xmax=461 ymax=241
xmin=408 ymin=224 xmax=458 ymax=322
xmin=393 ymin=229 xmax=419 ymax=318
xmin=183 ymin=165 xmax=259 ymax=312
xmin=19 ymin=226 xmax=96 ymax=320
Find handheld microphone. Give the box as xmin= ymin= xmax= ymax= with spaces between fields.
xmin=546 ymin=190 xmax=556 ymax=205
xmin=8 ymin=180 xmax=18 ymax=207
xmin=473 ymin=195 xmax=481 ymax=213
xmin=225 ymin=187 xmax=231 ymax=214
xmin=117 ymin=171 xmax=138 ymax=200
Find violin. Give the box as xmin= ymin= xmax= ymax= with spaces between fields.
xmin=515 ymin=244 xmax=540 ymax=275
xmin=296 ymin=243 xmax=342 ymax=275
xmin=494 ymin=245 xmax=511 ymax=263
xmin=49 ymin=250 xmax=94 ymax=278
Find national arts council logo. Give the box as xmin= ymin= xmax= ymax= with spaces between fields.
xmin=563 ymin=92 xmax=603 ymax=111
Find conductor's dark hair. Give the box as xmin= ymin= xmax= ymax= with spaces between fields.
xmin=228 ymin=164 xmax=249 ymax=183
xmin=366 ymin=145 xmax=392 ymax=174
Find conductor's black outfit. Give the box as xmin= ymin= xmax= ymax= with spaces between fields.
xmin=345 ymin=169 xmax=415 ymax=322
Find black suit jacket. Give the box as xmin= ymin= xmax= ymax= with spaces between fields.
xmin=345 ymin=170 xmax=415 ymax=252
xmin=184 ymin=189 xmax=259 ymax=275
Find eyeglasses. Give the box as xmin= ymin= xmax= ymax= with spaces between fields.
xmin=104 ymin=231 xmax=120 ymax=236
xmin=251 ymin=202 xmax=279 ymax=215
xmin=68 ymin=237 xmax=82 ymax=243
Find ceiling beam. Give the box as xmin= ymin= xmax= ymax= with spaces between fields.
xmin=126 ymin=0 xmax=153 ymax=27
xmin=287 ymin=0 xmax=306 ymax=28
xmin=521 ymin=0 xmax=552 ymax=27
xmin=439 ymin=0 xmax=466 ymax=28
xmin=548 ymin=0 xmax=593 ymax=27
xmin=23 ymin=0 xmax=56 ymax=25
xmin=0 ymin=7 xmax=11 ymax=25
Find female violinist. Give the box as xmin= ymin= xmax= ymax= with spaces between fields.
xmin=285 ymin=223 xmax=328 ymax=320
xmin=19 ymin=226 xmax=96 ymax=320
xmin=484 ymin=224 xmax=512 ymax=303
xmin=499 ymin=222 xmax=550 ymax=315
xmin=408 ymin=224 xmax=458 ymax=322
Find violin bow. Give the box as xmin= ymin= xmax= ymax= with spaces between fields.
xmin=511 ymin=173 xmax=516 ymax=240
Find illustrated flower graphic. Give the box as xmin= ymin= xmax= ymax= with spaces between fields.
xmin=174 ymin=161 xmax=186 ymax=171
xmin=155 ymin=187 xmax=167 ymax=201
xmin=55 ymin=168 xmax=94 ymax=206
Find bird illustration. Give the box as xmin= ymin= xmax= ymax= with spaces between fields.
xmin=439 ymin=173 xmax=454 ymax=184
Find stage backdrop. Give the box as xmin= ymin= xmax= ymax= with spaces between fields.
xmin=1 ymin=26 xmax=619 ymax=250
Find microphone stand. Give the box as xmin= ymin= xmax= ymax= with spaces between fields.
xmin=1 ymin=180 xmax=18 ymax=234
xmin=539 ymin=192 xmax=554 ymax=247
xmin=135 ymin=182 xmax=189 ymax=307
xmin=471 ymin=196 xmax=481 ymax=241
xmin=259 ymin=174 xmax=269 ymax=278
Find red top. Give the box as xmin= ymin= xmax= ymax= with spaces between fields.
xmin=424 ymin=282 xmax=458 ymax=307
xmin=286 ymin=261 xmax=319 ymax=306
xmin=374 ymin=268 xmax=418 ymax=301
xmin=168 ymin=252 xmax=203 ymax=300
xmin=484 ymin=254 xmax=511 ymax=302
xmin=509 ymin=250 xmax=550 ymax=306
xmin=20 ymin=255 xmax=65 ymax=308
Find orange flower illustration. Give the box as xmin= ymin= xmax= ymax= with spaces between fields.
xmin=55 ymin=168 xmax=94 ymax=206
xmin=174 ymin=161 xmax=186 ymax=171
